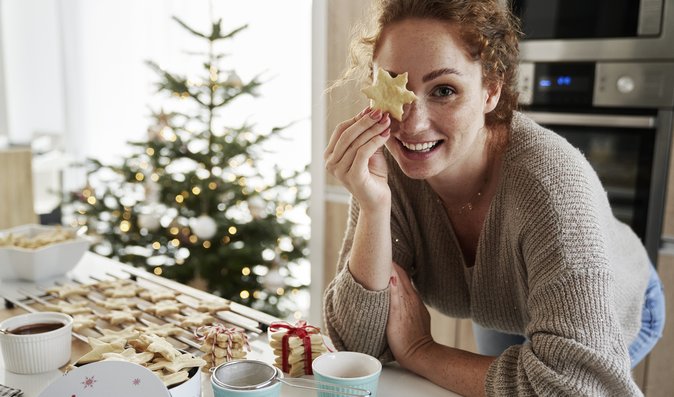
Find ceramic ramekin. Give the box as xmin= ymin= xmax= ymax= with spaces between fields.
xmin=0 ymin=312 xmax=73 ymax=374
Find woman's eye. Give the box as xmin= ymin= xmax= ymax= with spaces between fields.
xmin=431 ymin=86 xmax=455 ymax=97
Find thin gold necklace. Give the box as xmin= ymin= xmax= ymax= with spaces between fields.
xmin=442 ymin=157 xmax=491 ymax=215
xmin=444 ymin=183 xmax=487 ymax=215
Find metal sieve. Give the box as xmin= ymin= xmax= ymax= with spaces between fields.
xmin=211 ymin=360 xmax=372 ymax=396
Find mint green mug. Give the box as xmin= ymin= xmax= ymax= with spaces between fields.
xmin=311 ymin=352 xmax=382 ymax=397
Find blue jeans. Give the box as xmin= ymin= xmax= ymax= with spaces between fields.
xmin=473 ymin=266 xmax=665 ymax=368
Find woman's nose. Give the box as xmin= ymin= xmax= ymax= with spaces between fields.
xmin=399 ymin=100 xmax=428 ymax=134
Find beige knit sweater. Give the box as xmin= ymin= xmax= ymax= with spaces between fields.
xmin=323 ymin=112 xmax=649 ymax=396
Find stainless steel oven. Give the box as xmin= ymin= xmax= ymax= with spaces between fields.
xmin=517 ymin=61 xmax=674 ymax=263
xmin=510 ymin=0 xmax=674 ymax=62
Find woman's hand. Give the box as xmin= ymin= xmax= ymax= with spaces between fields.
xmin=387 ymin=263 xmax=435 ymax=368
xmin=324 ymin=107 xmax=392 ymax=211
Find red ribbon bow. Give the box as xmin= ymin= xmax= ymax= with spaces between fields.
xmin=195 ymin=323 xmax=250 ymax=364
xmin=269 ymin=320 xmax=326 ymax=375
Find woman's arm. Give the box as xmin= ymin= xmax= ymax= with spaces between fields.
xmin=323 ymin=108 xmax=393 ymax=290
xmin=348 ymin=200 xmax=393 ymax=290
xmin=322 ymin=108 xmax=397 ymax=357
xmin=388 ymin=264 xmax=495 ymax=397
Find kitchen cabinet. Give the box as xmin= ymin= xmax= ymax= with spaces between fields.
xmin=640 ymin=119 xmax=674 ymax=395
xmin=0 ymin=147 xmax=37 ymax=229
xmin=638 ymin=251 xmax=674 ymax=396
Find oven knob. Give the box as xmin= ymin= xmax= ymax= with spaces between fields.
xmin=616 ymin=76 xmax=635 ymax=94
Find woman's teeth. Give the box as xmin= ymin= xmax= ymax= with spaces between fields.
xmin=401 ymin=140 xmax=439 ymax=152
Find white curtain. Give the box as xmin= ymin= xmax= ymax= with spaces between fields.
xmin=1 ymin=0 xmax=311 ymax=170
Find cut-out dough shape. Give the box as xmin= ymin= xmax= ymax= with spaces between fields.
xmin=362 ymin=67 xmax=417 ymax=121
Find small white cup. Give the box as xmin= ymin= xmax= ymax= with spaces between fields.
xmin=312 ymin=351 xmax=382 ymax=397
xmin=0 ymin=312 xmax=73 ymax=374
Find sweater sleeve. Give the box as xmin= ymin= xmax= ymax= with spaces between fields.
xmin=322 ymin=197 xmax=394 ymax=361
xmin=485 ymin=142 xmax=642 ymax=396
xmin=485 ymin=269 xmax=641 ymax=396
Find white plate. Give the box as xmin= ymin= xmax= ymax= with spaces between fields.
xmin=37 ymin=360 xmax=171 ymax=397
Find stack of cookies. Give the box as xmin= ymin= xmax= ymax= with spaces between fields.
xmin=196 ymin=323 xmax=250 ymax=371
xmin=268 ymin=320 xmax=328 ymax=377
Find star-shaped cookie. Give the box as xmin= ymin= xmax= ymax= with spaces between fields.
xmin=99 ymin=298 xmax=137 ymax=310
xmin=147 ymin=353 xmax=206 ymax=373
xmin=102 ymin=348 xmax=155 ymax=365
xmin=154 ymin=370 xmax=190 ymax=387
xmin=141 ymin=334 xmax=181 ymax=361
xmin=96 ymin=325 xmax=140 ymax=343
xmin=45 ymin=283 xmax=90 ymax=298
xmin=77 ymin=337 xmax=126 ymax=364
xmin=44 ymin=300 xmax=93 ymax=315
xmin=135 ymin=322 xmax=183 ymax=337
xmin=361 ymin=67 xmax=417 ymax=121
xmin=140 ymin=289 xmax=177 ymax=303
xmin=177 ymin=312 xmax=215 ymax=328
xmin=72 ymin=314 xmax=97 ymax=332
xmin=102 ymin=309 xmax=141 ymax=325
xmin=195 ymin=299 xmax=230 ymax=313
xmin=145 ymin=300 xmax=185 ymax=316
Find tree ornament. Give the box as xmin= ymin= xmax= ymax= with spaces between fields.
xmin=144 ymin=179 xmax=161 ymax=204
xmin=138 ymin=212 xmax=161 ymax=232
xmin=137 ymin=203 xmax=164 ymax=232
xmin=226 ymin=71 xmax=243 ymax=89
xmin=190 ymin=214 xmax=218 ymax=240
xmin=248 ymin=196 xmax=266 ymax=219
xmin=263 ymin=267 xmax=285 ymax=290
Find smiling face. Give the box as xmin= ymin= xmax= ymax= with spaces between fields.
xmin=375 ymin=18 xmax=501 ymax=181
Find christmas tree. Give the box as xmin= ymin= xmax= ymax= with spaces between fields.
xmin=66 ymin=17 xmax=310 ymax=318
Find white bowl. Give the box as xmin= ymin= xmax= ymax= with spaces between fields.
xmin=169 ymin=366 xmax=201 ymax=397
xmin=0 ymin=312 xmax=73 ymax=374
xmin=0 ymin=224 xmax=90 ymax=281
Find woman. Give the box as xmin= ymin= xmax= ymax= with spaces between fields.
xmin=322 ymin=0 xmax=665 ymax=396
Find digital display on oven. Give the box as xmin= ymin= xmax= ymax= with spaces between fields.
xmin=533 ymin=63 xmax=595 ymax=106
xmin=537 ymin=75 xmax=592 ymax=92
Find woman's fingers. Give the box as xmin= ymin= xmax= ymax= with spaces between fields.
xmin=330 ymin=124 xmax=390 ymax=181
xmin=325 ymin=111 xmax=391 ymax=177
xmin=323 ymin=106 xmax=370 ymax=160
xmin=333 ymin=116 xmax=390 ymax=178
xmin=325 ymin=108 xmax=385 ymax=165
xmin=332 ymin=109 xmax=387 ymax=160
xmin=392 ymin=263 xmax=414 ymax=292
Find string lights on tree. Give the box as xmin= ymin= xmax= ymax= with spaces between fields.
xmin=66 ymin=16 xmax=310 ymax=318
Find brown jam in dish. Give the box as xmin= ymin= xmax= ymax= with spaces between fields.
xmin=8 ymin=322 xmax=64 ymax=335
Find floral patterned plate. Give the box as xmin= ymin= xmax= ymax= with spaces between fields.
xmin=37 ymin=360 xmax=171 ymax=397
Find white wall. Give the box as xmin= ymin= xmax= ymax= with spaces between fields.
xmin=0 ymin=3 xmax=8 ymax=145
xmin=309 ymin=0 xmax=327 ymax=326
xmin=0 ymin=0 xmax=65 ymax=146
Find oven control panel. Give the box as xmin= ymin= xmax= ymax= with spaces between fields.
xmin=518 ymin=62 xmax=674 ymax=108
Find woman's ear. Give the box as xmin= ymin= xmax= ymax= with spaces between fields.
xmin=484 ymin=80 xmax=502 ymax=114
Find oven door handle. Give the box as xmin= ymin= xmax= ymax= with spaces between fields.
xmin=522 ymin=111 xmax=656 ymax=129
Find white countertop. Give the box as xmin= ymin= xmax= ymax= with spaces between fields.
xmin=0 ymin=252 xmax=457 ymax=396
